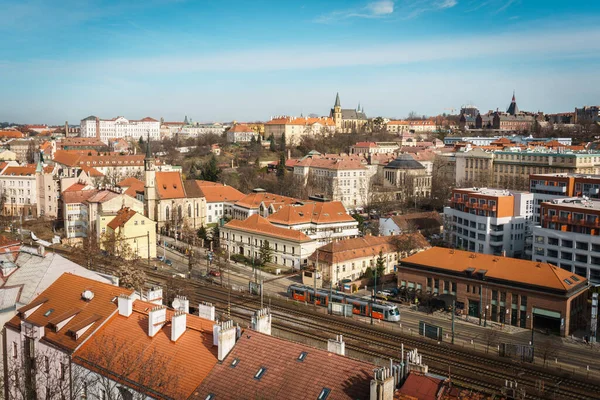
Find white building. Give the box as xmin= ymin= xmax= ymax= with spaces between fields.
xmin=80 ymin=116 xmax=160 ymax=142
xmin=532 ymin=197 xmax=600 ymax=284
xmin=264 ymin=116 xmax=335 ymax=145
xmin=350 ymin=142 xmax=399 ymax=155
xmin=444 ymin=187 xmax=534 ymax=258
xmin=222 ymin=214 xmax=318 ymax=269
xmin=227 ymin=123 xmax=258 ymax=143
xmin=192 ymin=181 xmax=245 ymax=225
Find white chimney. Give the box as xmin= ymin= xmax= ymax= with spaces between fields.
xmin=147 ymin=287 xmax=163 ymax=305
xmin=117 ymin=294 xmax=133 ymax=317
xmin=198 ymin=301 xmax=215 ymax=321
xmin=216 ymin=320 xmax=236 ymax=361
xmin=148 ymin=306 xmax=166 ymax=337
xmin=327 ymin=334 xmax=345 ymax=356
xmin=170 ymin=311 xmax=186 ymax=342
xmin=251 ymin=308 xmax=272 ymax=335
xmin=369 ymin=367 xmax=395 ymax=400
xmin=172 ymin=296 xmax=189 ymax=313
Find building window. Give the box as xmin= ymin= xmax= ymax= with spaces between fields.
xmin=12 ymin=342 xmax=17 ymax=358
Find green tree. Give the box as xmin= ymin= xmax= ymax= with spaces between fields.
xmin=279 ymin=132 xmax=286 ymax=151
xmin=257 ymin=134 xmax=262 ymax=145
xmin=269 ymin=135 xmax=276 ymax=152
xmin=250 ymin=135 xmax=257 ymax=144
xmin=362 ymin=266 xmax=374 ymax=279
xmin=276 ymin=153 xmax=286 ymax=179
xmin=211 ymin=225 xmax=221 ymax=249
xmin=200 ymin=154 xmax=221 ymax=182
xmin=258 ymin=240 xmax=273 ymax=267
xmin=375 ymin=250 xmax=386 ymax=277
xmin=352 ymin=213 xmax=365 ymax=234
xmin=197 ymin=225 xmax=208 ymax=242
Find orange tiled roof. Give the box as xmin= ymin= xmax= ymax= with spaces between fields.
xmin=235 ymin=192 xmax=300 ymax=210
xmin=64 ymin=183 xmax=90 ymax=192
xmin=228 ymin=123 xmax=255 ymax=133
xmin=295 ymin=156 xmax=367 ymax=170
xmin=354 ymin=141 xmax=378 ymax=148
xmin=192 ymin=180 xmax=245 ymax=203
xmin=267 ymin=201 xmax=354 ymax=225
xmin=401 ymin=247 xmax=588 ymax=292
xmin=311 ymin=234 xmax=429 ymax=264
xmin=224 ymin=214 xmax=312 ymax=242
xmin=80 ymin=165 xmax=104 ymax=177
xmin=190 ymin=330 xmax=374 ymax=400
xmin=156 ymin=171 xmax=186 ymax=199
xmin=73 ymin=299 xmax=217 ymax=399
xmin=265 ymin=116 xmax=335 ymax=126
xmin=62 ymin=189 xmax=99 ymax=204
xmin=107 ymin=207 xmax=137 ymax=230
xmin=6 ymin=273 xmax=132 ymax=353
xmin=0 ymin=130 xmax=25 ymax=139
xmin=1 ymin=165 xmax=37 ymax=176
xmin=118 ymin=177 xmax=145 ymax=198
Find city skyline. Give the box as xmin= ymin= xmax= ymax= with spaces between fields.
xmin=1 ymin=0 xmax=600 ymax=124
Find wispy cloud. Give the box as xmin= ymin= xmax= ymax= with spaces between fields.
xmin=466 ymin=0 xmax=517 ymax=13
xmin=314 ymin=0 xmax=395 ymax=23
xmin=6 ymin=25 xmax=599 ymax=77
xmin=398 ymin=0 xmax=459 ymax=19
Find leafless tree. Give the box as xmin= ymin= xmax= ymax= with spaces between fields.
xmin=537 ymin=338 xmax=560 ymax=367
xmin=72 ymin=335 xmax=186 ymax=399
xmin=483 ymin=329 xmax=499 ymax=354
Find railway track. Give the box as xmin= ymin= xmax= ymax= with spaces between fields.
xmin=65 ymin=252 xmax=600 ymax=399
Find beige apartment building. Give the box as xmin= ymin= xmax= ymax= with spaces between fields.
xmin=264 ymin=116 xmax=335 ymax=145
xmin=455 ymin=147 xmax=600 ymax=188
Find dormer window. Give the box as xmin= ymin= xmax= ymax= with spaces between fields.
xmin=254 ymin=367 xmax=267 ymax=380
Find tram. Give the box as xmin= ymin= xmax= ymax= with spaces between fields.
xmin=287 ymin=284 xmax=400 ymax=322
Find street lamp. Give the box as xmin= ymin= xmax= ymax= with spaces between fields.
xmin=484 ymin=305 xmax=489 ymax=327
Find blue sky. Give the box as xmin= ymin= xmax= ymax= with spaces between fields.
xmin=1 ymin=0 xmax=600 ymax=124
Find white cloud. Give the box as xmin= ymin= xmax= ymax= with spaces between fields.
xmin=437 ymin=0 xmax=458 ymax=9
xmin=315 ymin=0 xmax=395 ymax=23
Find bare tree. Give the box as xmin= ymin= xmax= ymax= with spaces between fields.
xmin=72 ymin=335 xmax=186 ymax=399
xmin=483 ymin=329 xmax=499 ymax=354
xmin=537 ymin=338 xmax=560 ymax=367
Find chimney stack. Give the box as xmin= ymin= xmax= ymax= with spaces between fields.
xmin=170 ymin=311 xmax=187 ymax=342
xmin=198 ymin=301 xmax=215 ymax=321
xmin=215 ymin=320 xmax=236 ymax=361
xmin=327 ymin=334 xmax=345 ymax=356
xmin=172 ymin=295 xmax=189 ymax=313
xmin=369 ymin=367 xmax=395 ymax=400
xmin=146 ymin=287 xmax=163 ymax=305
xmin=118 ymin=294 xmax=133 ymax=317
xmin=251 ymin=308 xmax=272 ymax=335
xmin=148 ymin=306 xmax=167 ymax=337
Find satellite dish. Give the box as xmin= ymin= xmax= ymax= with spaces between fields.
xmin=81 ymin=290 xmax=95 ymax=301
xmin=172 ymin=298 xmax=181 ymax=310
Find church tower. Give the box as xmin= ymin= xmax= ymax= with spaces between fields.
xmin=144 ymin=131 xmax=157 ymax=221
xmin=333 ymin=92 xmax=342 ymax=131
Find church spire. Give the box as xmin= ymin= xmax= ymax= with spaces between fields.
xmin=145 ymin=130 xmax=152 ymax=159
xmin=507 ymin=90 xmax=519 ymax=115
xmin=334 ymin=92 xmax=340 ymax=107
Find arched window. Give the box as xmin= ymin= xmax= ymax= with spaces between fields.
xmin=178 ymin=205 xmax=182 ymax=219
xmin=165 ymin=206 xmax=170 ymax=221
xmin=188 ymin=204 xmax=192 ymax=218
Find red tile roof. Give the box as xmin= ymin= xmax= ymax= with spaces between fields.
xmin=235 ymin=192 xmax=300 ymax=211
xmin=267 ymin=201 xmax=355 ymax=226
xmin=265 ymin=116 xmax=335 ymax=126
xmin=228 ymin=123 xmax=255 ymax=133
xmin=397 ymin=373 xmax=443 ymax=400
xmin=224 ymin=214 xmax=312 ymax=242
xmin=194 ymin=180 xmax=245 ymax=203
xmin=190 ymin=331 xmax=374 ymax=400
xmin=0 ymin=130 xmax=25 ymax=139
xmin=311 ymin=234 xmax=429 ymax=264
xmin=107 ymin=207 xmax=137 ymax=230
xmin=118 ymin=177 xmax=145 ymax=198
xmin=64 ymin=183 xmax=90 ymax=192
xmin=6 ymin=273 xmax=132 ymax=353
xmin=74 ymin=300 xmax=217 ymax=399
xmin=156 ymin=171 xmax=186 ymax=199
xmin=401 ymin=247 xmax=588 ymax=292
xmin=295 ymin=156 xmax=367 ymax=171
xmin=80 ymin=165 xmax=104 ymax=177
xmin=62 ymin=189 xmax=99 ymax=204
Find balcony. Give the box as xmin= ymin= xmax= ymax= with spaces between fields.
xmin=534 ymin=184 xmax=566 ymax=193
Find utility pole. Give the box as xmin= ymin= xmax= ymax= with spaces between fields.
xmin=314 ymin=247 xmax=318 ymax=306
xmin=371 ymin=265 xmax=377 ymax=325
xmin=147 ymin=231 xmax=150 ymax=268
xmin=451 ymin=298 xmax=455 ymax=345
xmin=479 ymin=284 xmax=483 ymax=326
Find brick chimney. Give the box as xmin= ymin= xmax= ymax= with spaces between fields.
xmin=214 ymin=320 xmax=236 ymax=361
xmin=148 ymin=306 xmax=166 ymax=337
xmin=170 ymin=311 xmax=186 ymax=342
xmin=369 ymin=367 xmax=395 ymax=400
xmin=198 ymin=301 xmax=215 ymax=321
xmin=327 ymin=334 xmax=345 ymax=356
xmin=146 ymin=287 xmax=163 ymax=305
xmin=117 ymin=294 xmax=133 ymax=317
xmin=251 ymin=308 xmax=271 ymax=335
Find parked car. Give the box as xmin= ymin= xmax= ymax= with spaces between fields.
xmin=376 ymin=290 xmax=392 ymax=300
xmin=165 ymin=259 xmax=172 ymax=266
xmin=157 ymin=256 xmax=165 ymax=262
xmin=209 ymin=270 xmax=221 ymax=277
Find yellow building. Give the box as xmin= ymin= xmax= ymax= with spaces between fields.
xmin=99 ymin=207 xmax=157 ymax=259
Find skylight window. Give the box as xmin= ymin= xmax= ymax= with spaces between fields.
xmin=318 ymin=388 xmax=331 ymax=400
xmin=44 ymin=309 xmax=54 ymax=317
xmin=564 ymin=279 xmax=572 ymax=285
xmin=297 ymin=352 xmax=308 ymax=362
xmin=254 ymin=367 xmax=267 ymax=380
xmin=204 ymin=395 xmax=215 ymax=400
xmin=230 ymin=358 xmax=239 ymax=368
xmin=571 ymin=275 xmax=580 ymax=282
